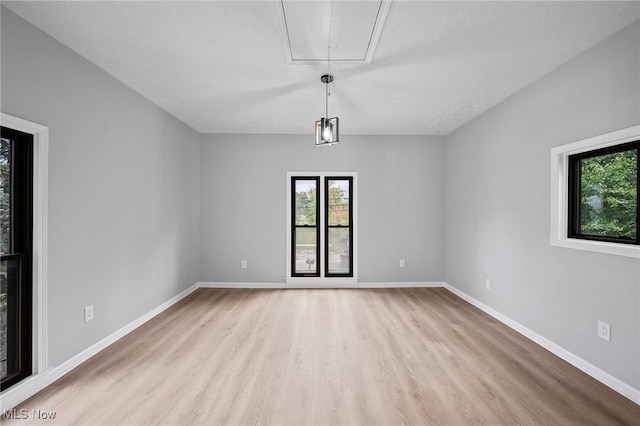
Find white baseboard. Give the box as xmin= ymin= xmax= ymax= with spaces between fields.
xmin=443 ymin=282 xmax=640 ymax=405
xmin=200 ymin=281 xmax=445 ymax=289
xmin=359 ymin=281 xmax=445 ymax=288
xmin=0 ymin=283 xmax=199 ymax=410
xmin=199 ymin=282 xmax=286 ymax=289
xmin=0 ymin=368 xmax=57 ymax=411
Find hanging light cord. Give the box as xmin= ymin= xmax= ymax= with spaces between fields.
xmin=325 ymin=79 xmax=329 ymax=119
xmin=327 ymin=2 xmax=333 ymax=73
xmin=326 ymin=2 xmax=333 ymax=119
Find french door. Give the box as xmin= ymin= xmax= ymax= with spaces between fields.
xmin=1 ymin=126 xmax=33 ymax=390
xmin=289 ymin=173 xmax=355 ymax=281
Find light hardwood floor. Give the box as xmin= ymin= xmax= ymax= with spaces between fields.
xmin=4 ymin=288 xmax=639 ymax=425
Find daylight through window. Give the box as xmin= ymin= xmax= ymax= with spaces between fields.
xmin=288 ymin=173 xmax=356 ymax=281
xmin=568 ymin=140 xmax=639 ymax=245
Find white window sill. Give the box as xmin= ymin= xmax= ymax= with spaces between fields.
xmin=551 ymin=237 xmax=640 ymax=258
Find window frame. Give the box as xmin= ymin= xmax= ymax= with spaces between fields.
xmin=324 ymin=176 xmax=354 ymax=278
xmin=291 ymin=177 xmax=321 ymax=278
xmin=0 ymin=113 xmax=49 ymax=400
xmin=567 ymin=141 xmax=639 ymax=246
xmin=551 ymin=125 xmax=640 ymax=258
xmin=1 ymin=126 xmax=34 ymax=391
xmin=286 ymin=171 xmax=358 ymax=286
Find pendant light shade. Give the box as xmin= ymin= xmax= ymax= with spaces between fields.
xmin=315 ymin=116 xmax=339 ymax=146
xmin=315 ymin=74 xmax=339 ymax=146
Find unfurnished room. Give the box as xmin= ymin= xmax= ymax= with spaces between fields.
xmin=0 ymin=1 xmax=639 ymax=425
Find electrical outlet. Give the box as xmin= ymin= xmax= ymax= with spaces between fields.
xmin=399 ymin=259 xmax=405 ymax=268
xmin=485 ymin=279 xmax=491 ymax=290
xmin=597 ymin=320 xmax=610 ymax=341
xmin=84 ymin=305 xmax=94 ymax=323
xmin=241 ymin=260 xmax=247 ymax=269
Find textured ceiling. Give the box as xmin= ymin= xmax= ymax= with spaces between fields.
xmin=3 ymin=1 xmax=639 ymax=135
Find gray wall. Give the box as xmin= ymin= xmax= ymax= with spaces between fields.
xmin=200 ymin=134 xmax=446 ymax=283
xmin=445 ymin=21 xmax=640 ymax=389
xmin=1 ymin=8 xmax=201 ymax=366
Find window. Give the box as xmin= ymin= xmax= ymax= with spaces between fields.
xmin=325 ymin=177 xmax=353 ymax=277
xmin=287 ymin=172 xmax=357 ymax=285
xmin=568 ymin=141 xmax=639 ymax=245
xmin=1 ymin=126 xmax=33 ymax=390
xmin=291 ymin=177 xmax=320 ymax=277
xmin=0 ymin=113 xmax=49 ymax=399
xmin=551 ymin=125 xmax=640 ymax=258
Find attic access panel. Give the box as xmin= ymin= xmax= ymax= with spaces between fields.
xmin=278 ymin=0 xmax=391 ymax=64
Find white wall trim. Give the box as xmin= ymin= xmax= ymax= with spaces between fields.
xmin=358 ymin=281 xmax=445 ymax=288
xmin=0 ymin=113 xmax=49 ymax=376
xmin=199 ymin=282 xmax=286 ymax=289
xmin=550 ymin=125 xmax=640 ymax=258
xmin=0 ymin=283 xmax=199 ymax=410
xmin=200 ymin=281 xmax=445 ymax=289
xmin=443 ymin=282 xmax=640 ymax=405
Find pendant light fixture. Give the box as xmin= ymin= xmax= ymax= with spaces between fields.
xmin=315 ymin=74 xmax=339 ymax=146
xmin=315 ymin=4 xmax=339 ymax=147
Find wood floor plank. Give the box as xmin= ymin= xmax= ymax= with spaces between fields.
xmin=3 ymin=287 xmax=639 ymax=425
